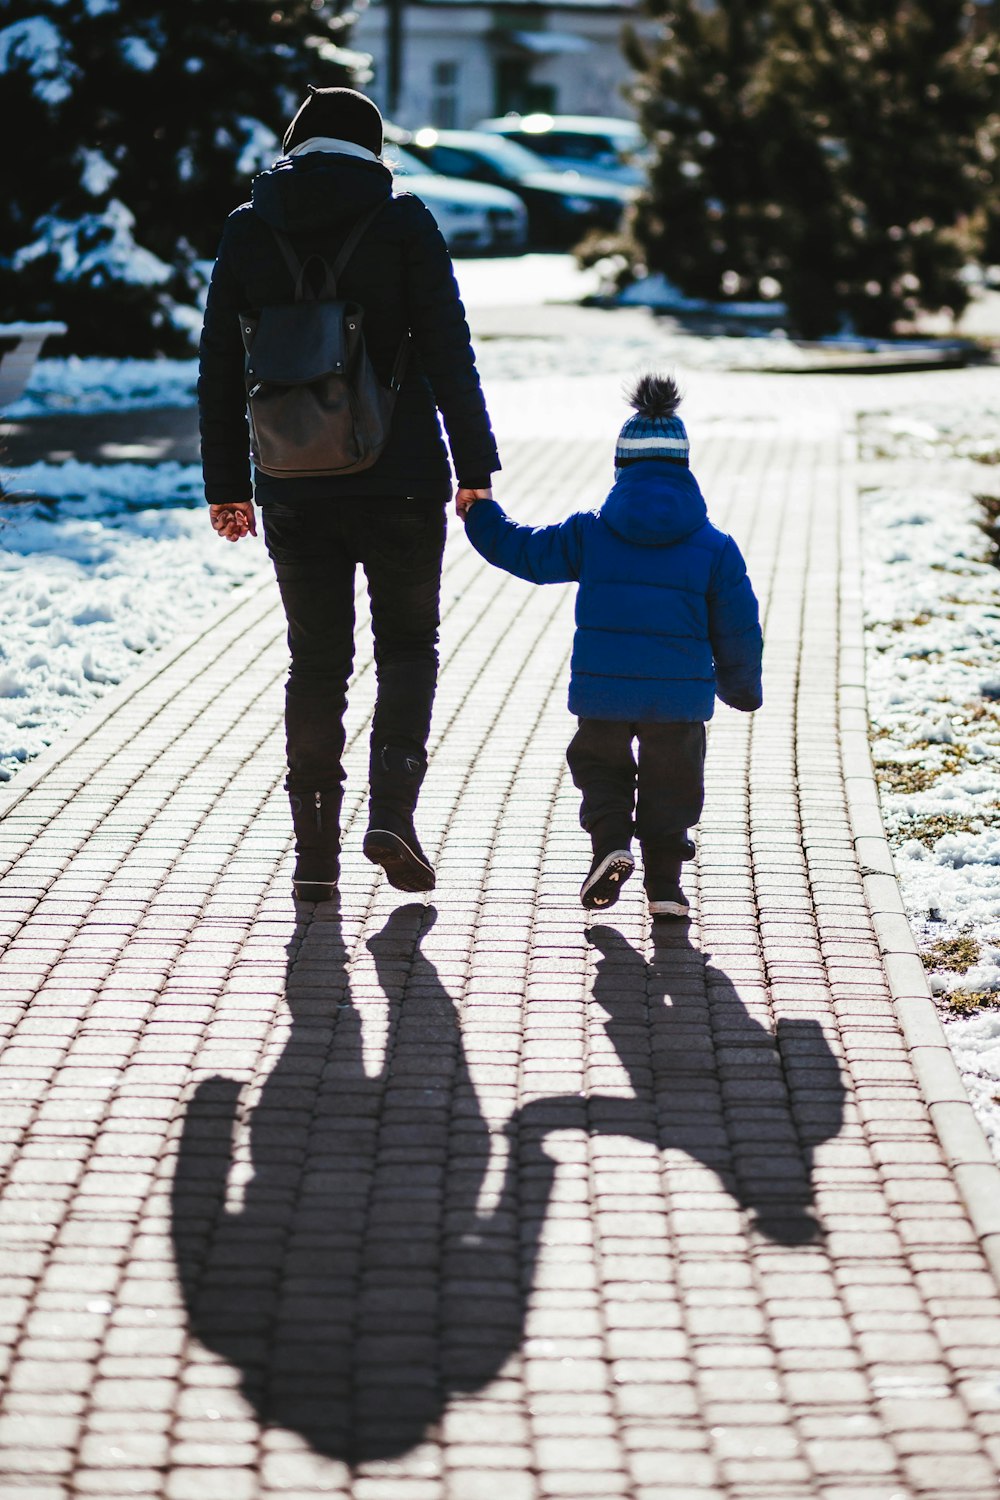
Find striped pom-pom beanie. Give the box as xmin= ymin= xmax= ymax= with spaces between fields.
xmin=615 ymin=373 xmax=689 ymax=469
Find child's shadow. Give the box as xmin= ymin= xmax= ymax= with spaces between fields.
xmin=577 ymin=923 xmax=846 ymax=1244
xmin=171 ymin=906 xmax=844 ymax=1464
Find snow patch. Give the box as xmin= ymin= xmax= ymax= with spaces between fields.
xmin=0 ymin=460 xmax=266 ymax=783
xmin=79 ymin=149 xmax=117 ymax=197
xmin=7 ymin=358 xmax=198 ymax=418
xmin=0 ymin=17 xmax=77 ymax=105
xmin=14 ymin=200 xmax=172 ymax=288
xmin=236 ymin=117 xmax=280 ymax=177
xmin=862 ymin=411 xmax=1000 ymax=1158
xmin=120 ymin=35 xmax=157 ymax=72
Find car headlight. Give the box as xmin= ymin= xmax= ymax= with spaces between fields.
xmin=562 ymin=195 xmax=595 ymax=214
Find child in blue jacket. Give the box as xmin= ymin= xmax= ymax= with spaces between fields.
xmin=461 ymin=374 xmax=763 ymax=918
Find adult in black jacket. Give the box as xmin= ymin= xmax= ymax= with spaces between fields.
xmin=199 ymin=87 xmax=499 ymax=900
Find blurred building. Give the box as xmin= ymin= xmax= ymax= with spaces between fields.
xmin=352 ymin=0 xmax=643 ymax=129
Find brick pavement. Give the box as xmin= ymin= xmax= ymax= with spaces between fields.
xmin=2 ymin=376 xmax=1000 ymax=1499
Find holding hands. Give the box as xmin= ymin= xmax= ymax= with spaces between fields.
xmin=455 ymin=487 xmax=492 ymax=520
xmin=211 ymin=494 xmax=490 ymax=535
xmin=210 ymin=501 xmax=257 ymax=542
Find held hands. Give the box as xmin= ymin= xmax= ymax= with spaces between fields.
xmin=210 ymin=501 xmax=257 ymax=543
xmin=455 ymin=487 xmax=492 ymax=520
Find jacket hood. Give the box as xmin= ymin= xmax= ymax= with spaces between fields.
xmin=600 ymin=461 xmax=708 ymax=547
xmin=251 ymin=153 xmax=393 ymax=233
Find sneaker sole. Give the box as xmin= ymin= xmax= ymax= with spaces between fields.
xmin=292 ymin=880 xmax=339 ymax=903
xmin=648 ymin=898 xmax=690 ymax=919
xmin=580 ymin=851 xmax=635 ymax=910
xmin=363 ymin=830 xmax=436 ymax=893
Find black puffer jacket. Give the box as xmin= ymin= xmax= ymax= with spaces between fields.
xmin=198 ymin=152 xmax=500 ymax=505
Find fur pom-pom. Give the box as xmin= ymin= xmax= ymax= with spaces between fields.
xmin=626 ymin=373 xmax=681 ymax=420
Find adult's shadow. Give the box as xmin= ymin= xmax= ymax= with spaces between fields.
xmin=171 ymin=906 xmax=845 ymax=1465
xmin=172 ymin=902 xmax=529 ymax=1463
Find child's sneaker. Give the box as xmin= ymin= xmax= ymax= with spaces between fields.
xmin=580 ymin=848 xmax=635 ymax=910
xmin=647 ymin=882 xmax=690 ymax=919
xmin=643 ymin=846 xmax=690 ymax=919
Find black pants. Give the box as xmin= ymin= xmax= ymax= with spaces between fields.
xmin=261 ymin=499 xmax=447 ymax=794
xmin=567 ymin=718 xmax=706 ymax=858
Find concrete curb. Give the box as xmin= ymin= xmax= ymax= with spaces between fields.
xmin=0 ymin=574 xmax=273 ymax=825
xmin=838 ymin=429 xmax=1000 ymax=1287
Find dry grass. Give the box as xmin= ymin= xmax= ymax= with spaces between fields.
xmin=874 ymin=740 xmax=968 ymax=795
xmin=945 ymin=991 xmax=1000 ymax=1016
xmin=902 ymin=812 xmax=986 ymax=845
xmin=922 ymin=934 xmax=1000 ymax=1015
xmin=922 ymin=934 xmax=981 ymax=974
xmin=887 ymin=611 xmax=936 ymax=632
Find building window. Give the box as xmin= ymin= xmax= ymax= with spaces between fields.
xmin=494 ymin=58 xmax=556 ymax=118
xmin=431 ymin=60 xmax=460 ymax=129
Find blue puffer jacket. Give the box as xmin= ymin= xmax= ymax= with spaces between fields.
xmin=464 ymin=461 xmax=763 ymax=722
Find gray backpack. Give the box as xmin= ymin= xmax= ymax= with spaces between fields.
xmin=240 ymin=199 xmax=408 ymax=479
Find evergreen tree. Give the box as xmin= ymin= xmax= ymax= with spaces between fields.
xmin=625 ymin=1 xmax=1000 ymax=337
xmin=0 ymin=0 xmax=361 ymax=354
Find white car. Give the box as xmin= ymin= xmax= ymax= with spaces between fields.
xmin=386 ymin=145 xmax=528 ymax=254
xmin=476 ymin=114 xmax=649 ymax=189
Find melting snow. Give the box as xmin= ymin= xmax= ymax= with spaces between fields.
xmin=0 ymin=462 xmax=266 ymax=782
xmin=862 ymin=403 xmax=1000 ymax=1157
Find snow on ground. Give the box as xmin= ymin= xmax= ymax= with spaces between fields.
xmin=861 ymin=399 xmax=1000 ymax=1157
xmin=6 ymin=358 xmax=200 ymax=418
xmin=10 ymin=334 xmax=809 ymax=419
xmin=8 ymin=254 xmax=914 ymax=420
xmin=0 ymin=461 xmax=265 ymax=781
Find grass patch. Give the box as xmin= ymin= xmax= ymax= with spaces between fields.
xmin=874 ymin=743 xmax=968 ymax=795
xmin=902 ymin=812 xmax=986 ymax=845
xmin=925 ymin=936 xmax=1000 ymax=1016
xmin=975 ymin=493 xmax=1000 ymax=567
xmin=888 ymin=611 xmax=936 ymax=631
xmin=945 ymin=991 xmax=1000 ymax=1016
xmin=922 ymin=934 xmax=980 ymax=974
xmin=876 ymin=761 xmax=941 ymax=794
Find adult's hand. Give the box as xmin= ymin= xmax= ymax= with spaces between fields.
xmin=210 ymin=501 xmax=257 ymax=542
xmin=455 ymin=487 xmax=493 ymax=520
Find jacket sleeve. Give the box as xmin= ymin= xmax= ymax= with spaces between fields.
xmin=464 ymin=499 xmax=586 ymax=583
xmin=399 ymin=198 xmax=500 ymax=486
xmin=197 ymin=222 xmax=252 ymax=506
xmin=707 ymin=535 xmax=763 ymax=711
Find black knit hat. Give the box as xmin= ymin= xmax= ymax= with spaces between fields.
xmin=283 ymin=86 xmax=384 ymax=155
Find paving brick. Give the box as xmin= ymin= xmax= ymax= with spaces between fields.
xmin=1 ymin=385 xmax=999 ymax=1500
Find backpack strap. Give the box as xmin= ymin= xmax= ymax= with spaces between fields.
xmin=388 ymin=335 xmax=410 ymax=393
xmin=268 ymin=197 xmax=389 ymax=301
xmin=268 ymin=227 xmax=337 ymax=301
xmin=268 ymin=196 xmax=410 ymax=386
xmin=330 ymin=197 xmax=409 ymax=389
xmin=329 ymin=197 xmax=390 ymax=286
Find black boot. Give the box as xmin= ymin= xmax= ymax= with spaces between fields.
xmin=579 ymin=814 xmax=634 ymax=911
xmin=288 ymin=788 xmax=342 ymax=902
xmin=363 ymin=745 xmax=435 ymax=893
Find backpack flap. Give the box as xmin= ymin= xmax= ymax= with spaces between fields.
xmin=245 ymin=299 xmax=355 ymax=386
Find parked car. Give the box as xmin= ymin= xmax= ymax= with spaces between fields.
xmin=384 ymin=143 xmax=528 ymax=254
xmin=476 ymin=114 xmax=649 ymax=189
xmin=403 ymin=129 xmax=632 ymax=248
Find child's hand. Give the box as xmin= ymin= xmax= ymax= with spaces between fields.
xmin=455 ymin=487 xmax=492 ymax=520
